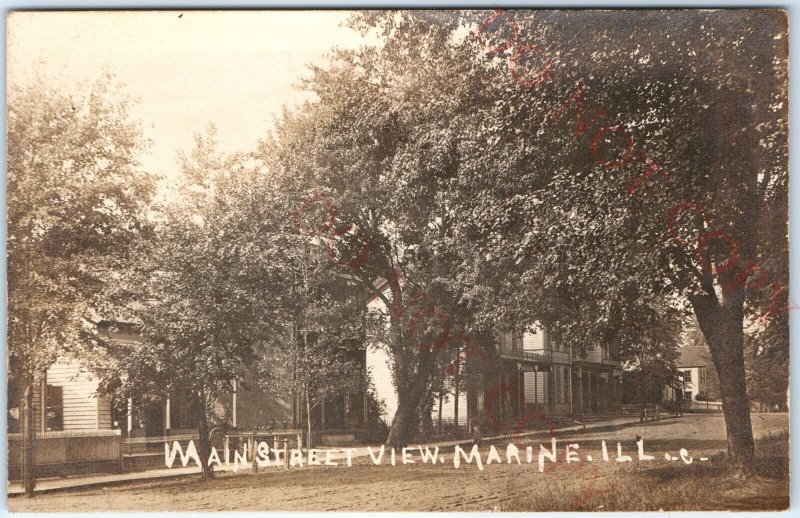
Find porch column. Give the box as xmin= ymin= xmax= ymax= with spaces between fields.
xmin=232 ymin=380 xmax=237 ymax=428
xmin=517 ymin=365 xmax=523 ymax=420
xmin=231 ymin=380 xmax=239 ymax=428
xmin=363 ymin=389 xmax=368 ymax=424
xmin=165 ymin=397 xmax=171 ymax=432
xmin=569 ymin=366 xmax=574 ymax=415
xmin=40 ymin=376 xmax=47 ymax=432
xmin=127 ymin=397 xmax=133 ymax=436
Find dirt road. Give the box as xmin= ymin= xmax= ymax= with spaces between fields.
xmin=7 ymin=414 xmax=789 ymax=512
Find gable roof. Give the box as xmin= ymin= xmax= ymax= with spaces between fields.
xmin=677 ymin=345 xmax=712 ymax=368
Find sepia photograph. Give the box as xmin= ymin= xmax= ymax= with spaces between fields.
xmin=4 ymin=8 xmax=790 ymax=512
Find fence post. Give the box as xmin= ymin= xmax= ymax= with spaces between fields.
xmin=252 ymin=437 xmax=259 ymax=474
xmin=284 ymin=439 xmax=289 ymax=470
xmin=118 ymin=434 xmax=125 ymax=473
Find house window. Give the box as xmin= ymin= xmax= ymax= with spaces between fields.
xmin=699 ymin=368 xmax=706 ymax=388
xmin=683 ymin=391 xmax=693 ymax=401
xmin=45 ymin=385 xmax=64 ymax=431
xmin=682 ymin=370 xmax=692 ymax=383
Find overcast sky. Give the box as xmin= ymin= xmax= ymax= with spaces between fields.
xmin=7 ymin=11 xmax=369 ymax=181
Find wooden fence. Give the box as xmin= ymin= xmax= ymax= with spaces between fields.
xmin=8 ymin=428 xmax=308 ymax=479
xmin=8 ymin=430 xmax=122 ymax=476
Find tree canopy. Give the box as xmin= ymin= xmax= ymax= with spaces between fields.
xmin=260 ymin=9 xmax=787 ymax=459
xmin=7 ymin=73 xmax=156 ymax=493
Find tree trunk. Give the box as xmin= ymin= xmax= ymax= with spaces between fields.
xmin=692 ymin=293 xmax=755 ymax=467
xmin=22 ymin=378 xmax=36 ymax=497
xmin=196 ymin=391 xmax=213 ymax=479
xmin=305 ymin=389 xmax=313 ymax=450
xmin=385 ymin=389 xmax=423 ymax=448
xmin=713 ymin=343 xmax=754 ymax=465
xmin=420 ymin=392 xmax=434 ymax=436
xmin=386 ymin=352 xmax=435 ymax=448
xmin=453 ymin=370 xmax=460 ymax=430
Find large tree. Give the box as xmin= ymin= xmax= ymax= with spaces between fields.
xmin=7 ymin=74 xmax=155 ymax=495
xmin=288 ymin=10 xmax=787 ymax=465
xmin=97 ymin=129 xmax=369 ymax=473
xmin=439 ymin=9 xmax=787 ymax=467
xmin=258 ymin=14 xmax=505 ymax=446
xmin=95 ymin=131 xmax=296 ymax=478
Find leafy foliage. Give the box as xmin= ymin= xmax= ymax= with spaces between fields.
xmin=95 ymin=130 xmax=295 ymax=404
xmin=7 ymin=73 xmax=155 ymax=385
xmin=278 ymin=10 xmax=788 ymax=460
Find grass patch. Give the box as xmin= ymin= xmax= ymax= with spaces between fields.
xmin=500 ymin=433 xmax=789 ymax=511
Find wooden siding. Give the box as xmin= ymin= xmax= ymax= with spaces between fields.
xmin=366 ymin=345 xmax=397 ymax=424
xmin=46 ymin=360 xmax=110 ymax=431
xmin=522 ymin=324 xmax=546 ymax=350
xmin=97 ymin=394 xmax=113 ymax=429
xmin=554 ymin=365 xmax=569 ymax=404
xmin=434 ymin=392 xmax=468 ymax=426
xmin=552 ymin=350 xmax=571 ymax=365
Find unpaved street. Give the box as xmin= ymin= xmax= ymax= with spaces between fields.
xmin=8 ymin=414 xmax=789 ymax=512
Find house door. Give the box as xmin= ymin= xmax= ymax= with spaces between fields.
xmin=324 ymin=396 xmax=346 ymax=428
xmin=143 ymin=400 xmax=166 ymax=436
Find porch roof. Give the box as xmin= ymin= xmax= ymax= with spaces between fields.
xmin=498 ymin=349 xmax=552 ymax=363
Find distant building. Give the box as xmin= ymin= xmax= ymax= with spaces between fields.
xmin=662 ymin=342 xmax=718 ymax=405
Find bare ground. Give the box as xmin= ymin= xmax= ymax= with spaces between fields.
xmin=7 ymin=413 xmax=789 ymax=512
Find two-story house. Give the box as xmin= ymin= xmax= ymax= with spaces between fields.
xmin=366 ymin=295 xmax=624 ymax=432
xmin=475 ymin=323 xmax=622 ymax=429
